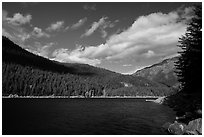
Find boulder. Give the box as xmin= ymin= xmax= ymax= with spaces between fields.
xmin=185 ymin=118 xmax=202 ymax=135
xmin=168 ymin=121 xmax=186 ymax=135
xmin=166 ymin=118 xmax=202 ymax=135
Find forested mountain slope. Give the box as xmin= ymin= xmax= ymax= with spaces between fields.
xmin=133 ymin=57 xmax=179 ymax=89
xmin=2 ymin=36 xmax=175 ymax=97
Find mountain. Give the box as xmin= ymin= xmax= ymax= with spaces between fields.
xmin=133 ymin=57 xmax=180 ymax=89
xmin=2 ymin=36 xmax=175 ymax=97
xmin=2 ymin=36 xmax=116 ymax=77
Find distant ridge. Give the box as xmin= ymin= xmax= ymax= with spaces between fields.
xmin=133 ymin=56 xmax=180 ymax=89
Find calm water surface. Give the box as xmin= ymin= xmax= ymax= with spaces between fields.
xmin=3 ymin=98 xmax=175 ymax=135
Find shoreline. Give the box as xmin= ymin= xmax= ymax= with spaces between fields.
xmin=2 ymin=95 xmax=162 ymax=99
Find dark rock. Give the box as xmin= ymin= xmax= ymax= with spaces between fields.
xmin=184 ymin=130 xmax=200 ymax=135
xmin=185 ymin=118 xmax=202 ymax=135
xmin=166 ymin=118 xmax=202 ymax=135
xmin=168 ymin=121 xmax=186 ymax=135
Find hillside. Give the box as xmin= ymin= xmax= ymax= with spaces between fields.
xmin=133 ymin=57 xmax=179 ymax=89
xmin=2 ymin=36 xmax=175 ymax=97
xmin=2 ymin=36 xmax=116 ymax=77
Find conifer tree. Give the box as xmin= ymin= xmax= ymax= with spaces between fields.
xmin=175 ymin=5 xmax=202 ymax=94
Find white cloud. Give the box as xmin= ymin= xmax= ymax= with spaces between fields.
xmin=51 ymin=6 xmax=193 ymax=67
xmin=46 ymin=21 xmax=64 ymax=32
xmin=71 ymin=17 xmax=87 ymax=29
xmin=6 ymin=13 xmax=32 ymax=25
xmin=3 ymin=24 xmax=31 ymax=45
xmin=101 ymin=29 xmax=108 ymax=38
xmin=81 ymin=17 xmax=108 ymax=37
xmin=82 ymin=7 xmax=193 ymax=60
xmin=83 ymin=4 xmax=96 ymax=11
xmin=81 ymin=17 xmax=118 ymax=38
xmin=26 ymin=42 xmax=54 ymax=58
xmin=2 ymin=28 xmax=13 ymax=39
xmin=51 ymin=47 xmax=101 ymax=66
xmin=35 ymin=42 xmax=54 ymax=57
xmin=32 ymin=27 xmax=50 ymax=38
xmin=2 ymin=10 xmax=32 ymax=44
xmin=16 ymin=33 xmax=30 ymax=42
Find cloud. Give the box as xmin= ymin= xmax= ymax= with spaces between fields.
xmin=3 ymin=10 xmax=51 ymax=42
xmin=3 ymin=23 xmax=31 ymax=44
xmin=6 ymin=13 xmax=32 ymax=25
xmin=101 ymin=29 xmax=108 ymax=38
xmin=81 ymin=17 xmax=118 ymax=38
xmin=2 ymin=28 xmax=31 ymax=49
xmin=82 ymin=7 xmax=193 ymax=61
xmin=46 ymin=21 xmax=64 ymax=32
xmin=2 ymin=10 xmax=32 ymax=44
xmin=83 ymin=4 xmax=96 ymax=11
xmin=16 ymin=33 xmax=31 ymax=42
xmin=32 ymin=27 xmax=50 ymax=38
xmin=122 ymin=64 xmax=132 ymax=67
xmin=54 ymin=6 xmax=193 ymax=67
xmin=25 ymin=42 xmax=54 ymax=58
xmin=81 ymin=17 xmax=108 ymax=37
xmin=176 ymin=5 xmax=194 ymax=23
xmin=34 ymin=42 xmax=54 ymax=57
xmin=51 ymin=48 xmax=100 ymax=66
xmin=70 ymin=17 xmax=87 ymax=30
xmin=2 ymin=28 xmax=13 ymax=39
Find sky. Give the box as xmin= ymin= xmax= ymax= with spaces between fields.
xmin=2 ymin=2 xmax=200 ymax=74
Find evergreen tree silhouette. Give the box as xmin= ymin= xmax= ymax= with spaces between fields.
xmin=175 ymin=5 xmax=202 ymax=94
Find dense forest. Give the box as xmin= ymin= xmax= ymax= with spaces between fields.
xmin=2 ymin=36 xmax=175 ymax=97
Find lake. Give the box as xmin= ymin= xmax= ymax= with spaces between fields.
xmin=2 ymin=98 xmax=175 ymax=135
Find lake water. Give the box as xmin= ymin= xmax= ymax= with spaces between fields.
xmin=2 ymin=98 xmax=175 ymax=135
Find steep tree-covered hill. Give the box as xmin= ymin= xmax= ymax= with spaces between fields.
xmin=2 ymin=36 xmax=175 ymax=97
xmin=2 ymin=36 xmax=116 ymax=77
xmin=133 ymin=57 xmax=179 ymax=89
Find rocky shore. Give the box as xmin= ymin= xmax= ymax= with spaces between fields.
xmin=154 ymin=93 xmax=202 ymax=135
xmin=162 ymin=118 xmax=202 ymax=135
